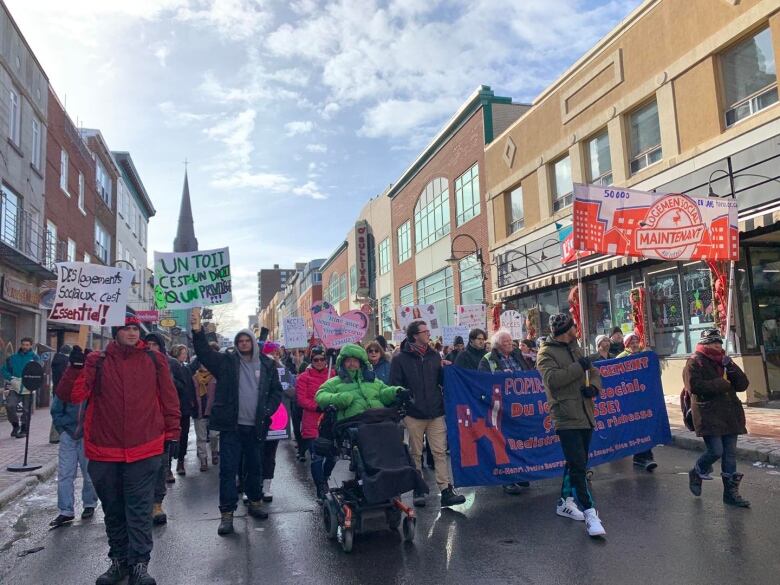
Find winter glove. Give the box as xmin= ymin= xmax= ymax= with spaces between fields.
xmin=577 ymin=356 xmax=592 ymax=372
xmin=581 ymin=385 xmax=599 ymax=399
xmin=165 ymin=440 xmax=179 ymax=459
xmin=69 ymin=346 xmax=86 ymax=369
xmin=722 ymin=355 xmax=733 ymax=367
xmin=396 ymin=387 xmax=412 ymax=404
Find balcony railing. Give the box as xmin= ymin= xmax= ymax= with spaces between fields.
xmin=0 ymin=191 xmax=57 ymax=278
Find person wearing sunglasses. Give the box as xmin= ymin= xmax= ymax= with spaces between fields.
xmin=365 ymin=341 xmax=390 ymax=383
xmin=453 ymin=328 xmax=489 ymax=370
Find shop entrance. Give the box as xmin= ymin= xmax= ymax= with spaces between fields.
xmin=749 ymin=246 xmax=780 ymax=401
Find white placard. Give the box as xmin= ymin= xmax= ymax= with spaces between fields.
xmin=49 ymin=263 xmax=134 ymax=326
xmin=442 ymin=325 xmax=469 ymax=346
xmin=500 ymin=310 xmax=524 ymax=340
xmin=282 ymin=317 xmax=308 ymax=349
xmin=154 ymin=247 xmax=231 ymax=310
xmin=396 ymin=304 xmax=441 ymax=336
xmin=456 ymin=304 xmax=486 ymax=329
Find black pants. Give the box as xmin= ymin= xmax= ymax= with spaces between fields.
xmin=89 ymin=455 xmax=161 ymax=565
xmin=557 ymin=429 xmax=594 ymax=510
xmin=263 ymin=440 xmax=279 ymax=480
xmin=291 ymin=404 xmax=304 ymax=455
xmin=154 ymin=450 xmax=170 ymax=504
xmin=220 ymin=426 xmax=263 ymax=512
xmin=177 ymin=415 xmax=190 ymax=462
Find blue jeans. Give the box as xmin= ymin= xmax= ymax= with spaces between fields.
xmin=309 ymin=444 xmax=335 ymax=486
xmin=219 ymin=425 xmax=263 ymax=512
xmin=57 ymin=432 xmax=97 ymax=516
xmin=696 ymin=434 xmax=738 ymax=476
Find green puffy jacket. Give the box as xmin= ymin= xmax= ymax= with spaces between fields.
xmin=536 ymin=337 xmax=602 ymax=431
xmin=315 ymin=344 xmax=402 ymax=420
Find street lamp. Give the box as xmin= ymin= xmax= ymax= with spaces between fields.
xmin=707 ymin=168 xmax=780 ymax=198
xmin=446 ymin=233 xmax=485 ymax=279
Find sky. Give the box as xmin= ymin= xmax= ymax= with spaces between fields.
xmin=7 ymin=0 xmax=641 ymax=334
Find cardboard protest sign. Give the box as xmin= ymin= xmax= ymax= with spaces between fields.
xmin=456 ymin=304 xmax=486 ymax=329
xmin=153 ymin=247 xmax=231 ymax=310
xmin=442 ymin=325 xmax=469 ymax=346
xmin=49 ymin=263 xmax=134 ymax=327
xmin=311 ymin=301 xmax=368 ymax=348
xmin=282 ymin=317 xmax=308 ymax=349
xmin=397 ymin=304 xmax=441 ymax=336
xmin=500 ymin=310 xmax=523 ymax=340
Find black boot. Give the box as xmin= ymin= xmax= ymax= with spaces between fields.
xmin=688 ymin=468 xmax=702 ymax=496
xmin=248 ymin=500 xmax=268 ymax=519
xmin=15 ymin=425 xmax=27 ymax=439
xmin=440 ymin=485 xmax=466 ymax=507
xmin=217 ymin=511 xmax=234 ymax=535
xmin=95 ymin=558 xmax=128 ymax=585
xmin=10 ymin=424 xmax=19 ymax=438
xmin=722 ymin=473 xmax=750 ymax=508
xmin=128 ymin=562 xmax=156 ymax=585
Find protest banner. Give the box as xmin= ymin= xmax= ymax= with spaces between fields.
xmin=282 ymin=317 xmax=308 ymax=349
xmin=444 ymin=352 xmax=671 ymax=487
xmin=397 ymin=304 xmax=441 ymax=336
xmin=499 ymin=310 xmax=523 ymax=339
xmin=311 ymin=301 xmax=368 ymax=348
xmin=391 ymin=329 xmax=405 ymax=344
xmin=135 ymin=310 xmax=159 ymax=323
xmin=153 ymin=247 xmax=231 ymax=310
xmin=48 ymin=263 xmax=134 ymax=327
xmin=442 ymin=325 xmax=469 ymax=346
xmin=456 ymin=304 xmax=486 ymax=329
xmin=572 ymin=184 xmax=739 ymax=261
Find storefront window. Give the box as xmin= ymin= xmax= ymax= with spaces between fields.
xmin=681 ymin=262 xmax=715 ymax=352
xmin=538 ymin=287 xmax=570 ymax=336
xmin=399 ymin=284 xmax=414 ymax=306
xmin=0 ymin=310 xmax=18 ymax=364
xmin=417 ymin=267 xmax=454 ymax=327
xmin=647 ymin=264 xmax=686 ymax=355
xmin=586 ymin=277 xmax=612 ymax=342
xmin=459 ymin=254 xmax=484 ymax=305
xmin=749 ymin=247 xmax=780 ymax=396
xmin=611 ymin=273 xmax=635 ymax=335
xmin=736 ymin=253 xmax=757 ymax=351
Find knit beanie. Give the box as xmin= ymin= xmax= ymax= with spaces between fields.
xmin=623 ymin=332 xmax=639 ymax=347
xmin=699 ymin=328 xmax=723 ymax=345
xmin=262 ymin=341 xmax=280 ymax=355
xmin=549 ymin=313 xmax=574 ymax=337
xmin=111 ymin=314 xmax=141 ymax=338
xmin=595 ymin=334 xmax=609 ymax=348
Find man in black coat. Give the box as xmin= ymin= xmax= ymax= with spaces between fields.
xmin=390 ymin=320 xmax=465 ymax=509
xmin=191 ymin=311 xmax=283 ymax=535
xmin=453 ymin=328 xmax=487 ymax=370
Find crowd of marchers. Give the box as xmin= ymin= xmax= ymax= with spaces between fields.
xmin=14 ymin=308 xmax=751 ymax=585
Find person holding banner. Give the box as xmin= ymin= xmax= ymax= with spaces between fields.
xmin=684 ymin=328 xmax=751 ymax=508
xmin=536 ymin=313 xmax=606 ymax=537
xmin=389 ymin=320 xmax=466 ymax=508
xmin=191 ymin=313 xmax=283 ymax=536
xmin=56 ymin=315 xmax=181 ymax=585
xmin=453 ymin=328 xmax=488 ymax=370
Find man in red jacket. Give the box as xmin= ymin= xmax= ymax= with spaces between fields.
xmin=57 ymin=315 xmax=180 ymax=585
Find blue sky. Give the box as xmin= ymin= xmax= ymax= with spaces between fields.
xmin=8 ymin=0 xmax=640 ymax=331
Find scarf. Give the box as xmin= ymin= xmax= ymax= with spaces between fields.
xmin=695 ymin=343 xmax=725 ymax=377
xmin=412 ymin=341 xmax=428 ymax=358
xmin=195 ymin=370 xmax=213 ymax=397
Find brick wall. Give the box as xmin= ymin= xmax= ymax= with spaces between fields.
xmin=320 ymin=246 xmax=349 ymax=315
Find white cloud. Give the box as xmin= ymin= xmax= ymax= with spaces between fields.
xmin=360 ymin=97 xmax=461 ymax=138
xmin=305 ymin=143 xmax=327 ymax=153
xmin=284 ymin=120 xmax=314 ymax=136
xmin=158 ymin=101 xmax=216 ymax=126
xmin=154 ymin=45 xmax=170 ymax=67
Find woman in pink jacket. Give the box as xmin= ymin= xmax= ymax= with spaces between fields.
xmin=295 ymin=346 xmax=335 ymax=501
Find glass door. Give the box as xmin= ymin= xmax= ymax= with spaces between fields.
xmin=749 ymin=247 xmax=780 ymax=399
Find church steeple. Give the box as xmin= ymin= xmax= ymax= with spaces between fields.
xmin=174 ymin=169 xmax=198 ymax=252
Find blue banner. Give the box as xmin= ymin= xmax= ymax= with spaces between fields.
xmin=443 ymin=352 xmax=672 ymax=487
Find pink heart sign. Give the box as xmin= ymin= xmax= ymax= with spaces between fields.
xmin=311 ymin=301 xmax=368 ymax=348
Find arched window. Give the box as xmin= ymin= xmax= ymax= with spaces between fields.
xmin=414 ymin=178 xmax=450 ymax=252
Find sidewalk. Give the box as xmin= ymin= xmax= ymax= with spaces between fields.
xmin=665 ymin=396 xmax=780 ymax=465
xmin=0 ymin=410 xmax=59 ymax=509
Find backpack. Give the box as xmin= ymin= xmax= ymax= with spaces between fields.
xmin=679 ymin=387 xmax=695 ymax=432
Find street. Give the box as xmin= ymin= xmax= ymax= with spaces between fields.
xmin=1 ymin=440 xmax=779 ymax=585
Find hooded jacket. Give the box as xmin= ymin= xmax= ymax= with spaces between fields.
xmin=536 ymin=337 xmax=602 ymax=431
xmin=454 ymin=343 xmax=486 ymax=371
xmin=296 ymin=364 xmax=335 ymax=438
xmin=192 ymin=327 xmax=283 ymax=439
xmin=55 ymin=340 xmax=181 ymax=462
xmin=316 ymin=344 xmax=402 ymax=421
xmin=146 ymin=332 xmax=197 ymax=418
xmin=389 ymin=339 xmax=444 ymax=419
xmin=50 ymin=394 xmax=86 ymax=440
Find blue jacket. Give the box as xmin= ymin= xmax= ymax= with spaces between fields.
xmin=2 ymin=350 xmax=41 ymax=394
xmin=50 ymin=395 xmax=86 ymax=439
xmin=372 ymin=358 xmax=391 ymax=384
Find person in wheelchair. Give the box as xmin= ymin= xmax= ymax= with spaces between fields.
xmin=315 ymin=344 xmax=406 ymax=419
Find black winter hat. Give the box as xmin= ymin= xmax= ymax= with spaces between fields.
xmin=549 ymin=313 xmax=575 ymax=337
xmin=310 ymin=345 xmax=326 ymax=358
xmin=375 ymin=335 xmax=388 ymax=351
xmin=699 ymin=328 xmax=723 ymax=345
xmin=453 ymin=336 xmax=464 ymax=346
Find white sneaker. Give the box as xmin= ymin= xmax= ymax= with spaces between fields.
xmin=556 ymin=497 xmax=585 ymax=521
xmin=262 ymin=479 xmax=273 ymax=502
xmin=583 ymin=508 xmax=606 ymax=537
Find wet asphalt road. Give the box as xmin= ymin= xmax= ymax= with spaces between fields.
xmin=1 ymin=441 xmax=779 ymax=585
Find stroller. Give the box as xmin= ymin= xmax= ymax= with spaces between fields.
xmin=317 ymin=405 xmax=429 ymax=553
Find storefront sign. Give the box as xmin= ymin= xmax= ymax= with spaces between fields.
xmin=135 ymin=310 xmax=159 ymax=323
xmin=456 ymin=304 xmax=486 ymax=329
xmin=1 ymin=276 xmax=41 ymax=308
xmin=154 ymin=247 xmax=232 ymax=309
xmin=354 ymin=220 xmax=370 ymax=299
xmin=573 ymin=184 xmax=739 ymax=261
xmin=49 ymin=263 xmax=134 ymax=326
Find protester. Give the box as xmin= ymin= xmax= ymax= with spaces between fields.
xmin=57 ymin=315 xmax=180 ymax=585
xmin=478 ymin=329 xmax=533 ymax=495
xmin=296 ymin=346 xmax=336 ymax=500
xmin=389 ymin=320 xmax=466 ymax=508
xmin=684 ymin=328 xmax=751 ymax=507
xmin=192 ymin=365 xmax=218 ymax=472
xmin=444 ymin=336 xmax=465 ymax=363
xmin=609 ymin=327 xmax=625 ymax=356
xmin=49 ymin=366 xmax=98 ymax=528
xmin=170 ymin=344 xmax=197 ymax=477
xmin=454 ymin=328 xmax=488 ymax=370
xmin=2 ymin=337 xmax=41 ymax=438
xmin=616 ymin=333 xmax=657 ymax=471
xmin=51 ymin=344 xmax=72 ymax=391
xmin=536 ymin=313 xmax=605 ymax=537
xmin=366 ymin=340 xmax=391 ymax=383
xmin=590 ymin=335 xmax=615 ymax=362
xmin=519 ymin=339 xmax=537 ymax=366
xmin=192 ymin=312 xmax=283 ymax=536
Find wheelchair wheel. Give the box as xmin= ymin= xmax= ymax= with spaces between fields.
xmin=323 ymin=498 xmax=338 ymax=540
xmin=340 ymin=527 xmax=354 ymax=553
xmin=402 ymin=517 xmax=416 ymax=543
xmin=386 ymin=507 xmax=402 ymax=531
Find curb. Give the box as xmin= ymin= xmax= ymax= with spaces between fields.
xmin=0 ymin=458 xmax=58 ymax=510
xmin=670 ymin=428 xmax=780 ymax=466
